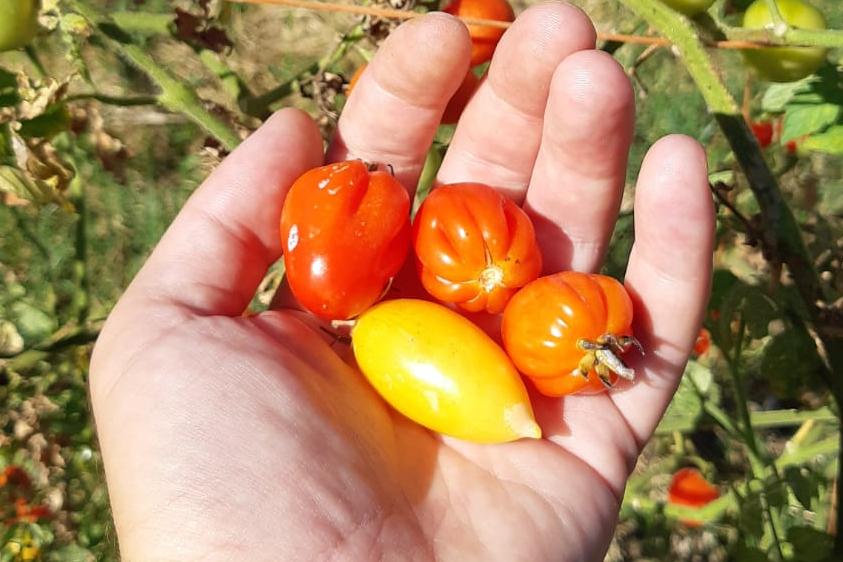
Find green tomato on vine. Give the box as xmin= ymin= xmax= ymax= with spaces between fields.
xmin=659 ymin=0 xmax=716 ymax=17
xmin=0 ymin=0 xmax=39 ymax=52
xmin=742 ymin=0 xmax=827 ymax=82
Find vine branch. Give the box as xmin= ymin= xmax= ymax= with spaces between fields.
xmin=69 ymin=1 xmax=242 ymax=150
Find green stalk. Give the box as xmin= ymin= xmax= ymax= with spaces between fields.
xmin=69 ymin=1 xmax=241 ymax=150
xmin=69 ymin=174 xmax=90 ymax=324
xmin=110 ymin=12 xmax=174 ymax=36
xmin=65 ymin=93 xmax=158 ymax=106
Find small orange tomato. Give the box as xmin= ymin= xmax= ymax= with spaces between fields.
xmin=441 ymin=71 xmax=479 ymax=124
xmin=667 ymin=467 xmax=720 ymax=527
xmin=693 ymin=327 xmax=711 ymax=356
xmin=443 ymin=0 xmax=514 ymax=66
xmin=412 ymin=183 xmax=542 ymax=314
xmin=502 ymin=272 xmax=641 ymax=396
xmin=280 ymin=160 xmax=411 ymax=320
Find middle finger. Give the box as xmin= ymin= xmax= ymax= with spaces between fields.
xmin=436 ymin=2 xmax=596 ymax=202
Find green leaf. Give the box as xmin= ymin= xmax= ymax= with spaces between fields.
xmin=761 ymin=326 xmax=822 ymax=397
xmin=737 ymin=487 xmax=765 ymax=538
xmin=762 ymin=80 xmax=811 ymax=113
xmin=47 ymin=544 xmax=96 ymax=562
xmin=718 ymin=282 xmax=779 ymax=344
xmin=0 ymin=67 xmax=20 ymax=108
xmin=731 ymin=543 xmax=770 ymax=562
xmin=787 ymin=527 xmax=833 ymax=562
xmin=781 ymin=104 xmax=841 ymax=143
xmin=800 ymin=125 xmax=843 ymax=154
xmin=657 ymin=361 xmax=709 ymax=433
xmin=11 ymin=301 xmax=56 ymax=343
xmin=18 ymin=104 xmax=72 ymax=140
xmin=784 ymin=466 xmax=816 ymax=510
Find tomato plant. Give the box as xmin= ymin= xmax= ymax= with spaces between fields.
xmin=442 ymin=0 xmax=514 ymax=67
xmin=502 ymin=271 xmax=640 ymax=396
xmin=0 ymin=0 xmax=39 ymax=52
xmin=279 ymin=160 xmax=411 ymax=320
xmin=742 ymin=0 xmax=827 ymax=83
xmin=352 ymin=299 xmax=539 ymax=443
xmin=412 ymin=183 xmax=542 ymax=314
xmin=659 ymin=0 xmax=715 ymax=17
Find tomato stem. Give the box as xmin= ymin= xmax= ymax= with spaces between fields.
xmin=478 ymin=264 xmax=504 ymax=293
xmin=575 ymin=334 xmax=643 ymax=388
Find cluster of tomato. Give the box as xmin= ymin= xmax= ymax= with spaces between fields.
xmin=280 ymin=161 xmax=642 ymax=444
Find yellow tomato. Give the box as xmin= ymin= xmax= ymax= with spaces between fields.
xmin=352 ymin=299 xmax=540 ymax=443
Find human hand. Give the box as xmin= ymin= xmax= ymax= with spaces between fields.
xmin=90 ymin=5 xmax=714 ymax=561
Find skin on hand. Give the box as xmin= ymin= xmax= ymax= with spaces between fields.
xmin=89 ymin=4 xmax=714 ymax=561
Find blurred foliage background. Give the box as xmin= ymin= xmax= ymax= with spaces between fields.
xmin=1 ymin=0 xmax=843 ymax=560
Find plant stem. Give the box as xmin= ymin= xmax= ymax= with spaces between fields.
xmin=69 ymin=1 xmax=241 ymax=150
xmin=65 ymin=93 xmax=159 ymax=106
xmin=726 ymin=25 xmax=843 ymax=49
xmin=69 ymin=174 xmax=90 ymax=324
xmin=110 ymin=11 xmax=174 ymax=35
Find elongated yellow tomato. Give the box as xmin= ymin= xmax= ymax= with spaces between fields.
xmin=352 ymin=299 xmax=540 ymax=443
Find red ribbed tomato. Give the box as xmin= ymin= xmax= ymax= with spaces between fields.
xmin=412 ymin=183 xmax=542 ymax=314
xmin=280 ymin=160 xmax=411 ymax=320
xmin=502 ymin=271 xmax=641 ymax=396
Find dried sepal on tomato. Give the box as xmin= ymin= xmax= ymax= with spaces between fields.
xmin=502 ymin=271 xmax=642 ymax=396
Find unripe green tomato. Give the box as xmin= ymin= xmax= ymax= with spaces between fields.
xmin=659 ymin=0 xmax=716 ymax=17
xmin=0 ymin=0 xmax=39 ymax=52
xmin=742 ymin=0 xmax=827 ymax=82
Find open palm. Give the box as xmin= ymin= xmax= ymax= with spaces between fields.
xmin=90 ymin=5 xmax=714 ymax=561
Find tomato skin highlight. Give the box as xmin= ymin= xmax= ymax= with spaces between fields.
xmin=443 ymin=0 xmax=514 ymax=67
xmin=742 ymin=0 xmax=827 ymax=83
xmin=280 ymin=160 xmax=411 ymax=320
xmin=352 ymin=299 xmax=540 ymax=443
xmin=502 ymin=272 xmax=636 ymax=396
xmin=412 ymin=183 xmax=542 ymax=314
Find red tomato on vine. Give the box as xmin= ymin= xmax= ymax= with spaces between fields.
xmin=667 ymin=467 xmax=720 ymax=527
xmin=443 ymin=0 xmax=514 ymax=67
xmin=412 ymin=183 xmax=542 ymax=314
xmin=693 ymin=327 xmax=711 ymax=356
xmin=502 ymin=271 xmax=641 ymax=396
xmin=280 ymin=160 xmax=411 ymax=320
